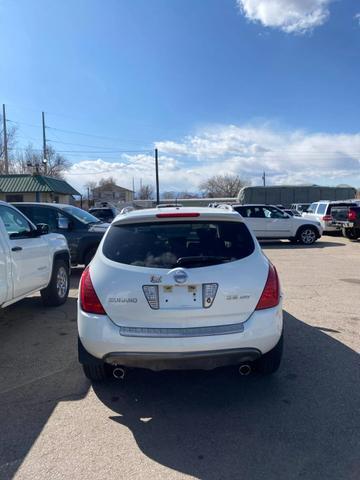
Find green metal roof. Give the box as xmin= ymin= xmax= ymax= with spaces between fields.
xmin=0 ymin=174 xmax=80 ymax=196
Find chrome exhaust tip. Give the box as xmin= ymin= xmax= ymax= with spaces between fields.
xmin=113 ymin=367 xmax=126 ymax=380
xmin=238 ymin=364 xmax=252 ymax=376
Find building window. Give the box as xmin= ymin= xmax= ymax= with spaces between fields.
xmin=5 ymin=194 xmax=24 ymax=202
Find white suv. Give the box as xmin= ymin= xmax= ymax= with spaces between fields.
xmin=78 ymin=207 xmax=283 ymax=381
xmin=233 ymin=204 xmax=323 ymax=244
xmin=302 ymin=201 xmax=356 ymax=233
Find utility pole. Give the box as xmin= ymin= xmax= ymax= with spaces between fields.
xmin=262 ymin=171 xmax=266 ymax=187
xmin=2 ymin=104 xmax=9 ymax=174
xmin=42 ymin=111 xmax=47 ymax=174
xmin=155 ymin=148 xmax=160 ymax=205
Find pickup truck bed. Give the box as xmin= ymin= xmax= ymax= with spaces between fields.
xmin=332 ymin=205 xmax=360 ymax=240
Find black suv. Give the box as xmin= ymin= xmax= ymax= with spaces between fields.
xmin=89 ymin=206 xmax=119 ymax=223
xmin=14 ymin=203 xmax=109 ymax=265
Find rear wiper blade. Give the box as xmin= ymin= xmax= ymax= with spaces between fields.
xmin=176 ymin=256 xmax=232 ymax=266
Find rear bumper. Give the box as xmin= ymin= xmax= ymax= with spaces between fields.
xmin=333 ymin=221 xmax=354 ymax=229
xmin=103 ymin=348 xmax=261 ymax=370
xmin=323 ymin=222 xmax=340 ymax=232
xmin=78 ymin=301 xmax=283 ymax=370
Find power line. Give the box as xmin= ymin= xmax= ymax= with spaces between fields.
xmin=7 ymin=118 xmax=154 ymax=149
xmin=8 ymin=144 xmax=360 ymax=157
xmin=47 ymin=125 xmax=148 ymax=143
xmin=47 ymin=138 xmax=149 ymax=150
xmin=8 ymin=146 xmax=152 ymax=154
xmin=7 ymin=118 xmax=43 ymax=129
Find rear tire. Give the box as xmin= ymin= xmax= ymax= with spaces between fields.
xmin=256 ymin=334 xmax=283 ymax=375
xmin=297 ymin=226 xmax=318 ymax=245
xmin=342 ymin=228 xmax=359 ymax=240
xmin=82 ymin=363 xmax=109 ymax=382
xmin=41 ymin=259 xmax=69 ymax=306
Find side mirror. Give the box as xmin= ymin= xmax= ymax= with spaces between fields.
xmin=58 ymin=217 xmax=70 ymax=230
xmin=36 ymin=223 xmax=49 ymax=235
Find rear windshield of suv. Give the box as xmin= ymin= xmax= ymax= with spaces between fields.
xmin=89 ymin=208 xmax=114 ymax=220
xmin=103 ymin=220 xmax=255 ymax=268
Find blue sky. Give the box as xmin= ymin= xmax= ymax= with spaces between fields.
xmin=1 ymin=0 xmax=360 ymax=193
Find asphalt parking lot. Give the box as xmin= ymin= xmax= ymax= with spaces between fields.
xmin=0 ymin=236 xmax=359 ymax=480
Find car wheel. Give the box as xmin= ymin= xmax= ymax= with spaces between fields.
xmin=41 ymin=259 xmax=70 ymax=306
xmin=84 ymin=247 xmax=97 ymax=266
xmin=256 ymin=333 xmax=283 ymax=375
xmin=297 ymin=226 xmax=318 ymax=245
xmin=342 ymin=228 xmax=359 ymax=240
xmin=82 ymin=363 xmax=109 ymax=382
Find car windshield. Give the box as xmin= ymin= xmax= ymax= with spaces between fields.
xmin=103 ymin=220 xmax=255 ymax=268
xmin=62 ymin=206 xmax=101 ymax=225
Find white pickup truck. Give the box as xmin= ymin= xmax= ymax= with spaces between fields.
xmin=0 ymin=201 xmax=70 ymax=308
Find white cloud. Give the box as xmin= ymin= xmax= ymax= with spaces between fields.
xmin=237 ymin=0 xmax=333 ymax=34
xmin=355 ymin=13 xmax=360 ymax=26
xmin=65 ymin=124 xmax=360 ymax=195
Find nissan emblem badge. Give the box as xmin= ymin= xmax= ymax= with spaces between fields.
xmin=173 ymin=270 xmax=188 ymax=284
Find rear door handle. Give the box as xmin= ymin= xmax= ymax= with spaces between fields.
xmin=11 ymin=246 xmax=22 ymax=252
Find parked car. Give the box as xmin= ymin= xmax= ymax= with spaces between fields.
xmin=331 ymin=204 xmax=360 ymax=240
xmin=89 ymin=206 xmax=119 ymax=223
xmin=14 ymin=203 xmax=109 ymax=266
xmin=78 ymin=207 xmax=283 ymax=381
xmin=290 ymin=203 xmax=311 ymax=213
xmin=302 ymin=200 xmax=358 ymax=233
xmin=232 ymin=204 xmax=322 ymax=245
xmin=0 ymin=201 xmax=70 ymax=308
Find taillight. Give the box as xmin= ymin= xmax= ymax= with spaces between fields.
xmin=143 ymin=285 xmax=159 ymax=309
xmin=322 ymin=215 xmax=333 ymax=222
xmin=348 ymin=209 xmax=357 ymax=222
xmin=80 ymin=267 xmax=106 ymax=314
xmin=202 ymin=283 xmax=218 ymax=308
xmin=255 ymin=264 xmax=280 ymax=310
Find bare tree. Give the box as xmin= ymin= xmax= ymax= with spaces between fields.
xmin=199 ymin=174 xmax=249 ymax=198
xmin=137 ymin=184 xmax=154 ymax=200
xmin=178 ymin=191 xmax=200 ymax=199
xmin=162 ymin=191 xmax=177 ymax=199
xmin=1 ymin=117 xmax=70 ymax=178
xmin=84 ymin=180 xmax=97 ymax=200
xmin=162 ymin=190 xmax=200 ymax=199
xmin=11 ymin=144 xmax=71 ymax=178
xmin=43 ymin=146 xmax=71 ymax=178
xmin=98 ymin=176 xmax=117 ymax=187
